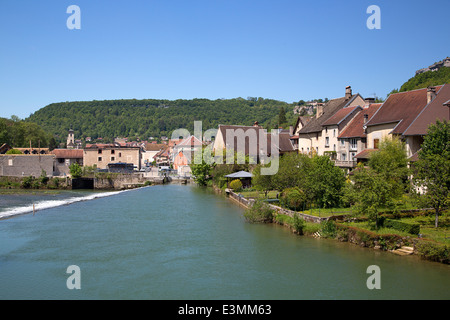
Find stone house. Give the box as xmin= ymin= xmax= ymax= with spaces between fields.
xmin=83 ymin=143 xmax=141 ymax=170
xmin=364 ymin=85 xmax=447 ymax=159
xmin=51 ymin=149 xmax=84 ymax=176
xmin=297 ymin=86 xmax=365 ymax=156
xmin=0 ymin=154 xmax=55 ymax=177
xmin=335 ymin=101 xmax=382 ymax=168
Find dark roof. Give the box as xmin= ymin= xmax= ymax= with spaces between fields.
xmin=298 ymin=95 xmax=359 ymax=134
xmin=338 ymin=103 xmax=382 ymax=138
xmin=218 ymin=124 xmax=271 ymax=156
xmin=366 ymin=86 xmax=443 ymax=135
xmin=225 ymin=171 xmax=253 ymax=178
xmin=403 ymin=84 xmax=450 ymax=136
xmin=217 ymin=124 xmax=295 ymax=157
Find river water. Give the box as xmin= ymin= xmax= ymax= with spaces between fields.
xmin=0 ymin=184 xmax=449 ymax=300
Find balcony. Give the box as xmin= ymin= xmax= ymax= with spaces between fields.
xmin=334 ymin=160 xmax=357 ymax=168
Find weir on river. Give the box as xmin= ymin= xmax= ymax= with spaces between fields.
xmin=0 ymin=184 xmax=449 ymax=300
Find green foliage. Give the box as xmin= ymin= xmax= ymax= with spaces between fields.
xmin=244 ymin=200 xmax=274 ymax=223
xmin=5 ymin=149 xmax=23 ymax=154
xmin=416 ymin=241 xmax=450 ymax=264
xmin=307 ymin=155 xmax=346 ymax=208
xmin=382 ymin=219 xmax=420 ymax=235
xmin=320 ymin=219 xmax=337 ymax=238
xmin=413 ymin=120 xmax=450 ymax=228
xmin=399 ymin=67 xmax=450 ymax=92
xmin=229 ymin=179 xmax=243 ymax=191
xmin=0 ymin=117 xmax=51 ymax=148
xmin=293 ymin=214 xmax=306 ymax=235
xmin=251 ymin=163 xmax=275 ymax=197
xmin=69 ymin=163 xmax=83 ymax=179
xmin=190 ymin=151 xmax=213 ymax=186
xmin=26 ymin=98 xmax=297 ymax=144
xmin=21 ymin=176 xmax=34 ymax=189
xmin=281 ymin=187 xmax=306 ymax=211
xmin=344 ymin=137 xmax=409 ymax=228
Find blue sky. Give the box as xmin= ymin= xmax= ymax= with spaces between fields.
xmin=0 ymin=0 xmax=449 ymax=119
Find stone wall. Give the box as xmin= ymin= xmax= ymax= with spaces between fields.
xmin=0 ymin=155 xmax=55 ymax=178
xmin=227 ymin=189 xmax=328 ymax=224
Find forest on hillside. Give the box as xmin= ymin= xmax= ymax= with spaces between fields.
xmin=389 ymin=67 xmax=450 ymax=95
xmin=0 ymin=116 xmax=55 ymax=149
xmin=25 ymin=97 xmax=298 ymax=144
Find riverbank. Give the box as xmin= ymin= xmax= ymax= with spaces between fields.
xmin=217 ymin=186 xmax=450 ymax=265
xmin=0 ymin=173 xmax=170 ymax=191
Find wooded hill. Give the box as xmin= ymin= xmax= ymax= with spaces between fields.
xmin=390 ymin=65 xmax=450 ymax=94
xmin=25 ymin=98 xmax=297 ymax=144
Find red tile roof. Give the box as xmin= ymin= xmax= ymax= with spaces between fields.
xmin=322 ymin=105 xmax=362 ymax=126
xmin=338 ymin=103 xmax=382 ymax=138
xmin=51 ymin=149 xmax=83 ymax=159
xmin=403 ymin=84 xmax=450 ymax=136
xmin=366 ymin=86 xmax=443 ymax=135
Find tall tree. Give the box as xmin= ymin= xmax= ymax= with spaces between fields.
xmin=413 ymin=120 xmax=450 ymax=228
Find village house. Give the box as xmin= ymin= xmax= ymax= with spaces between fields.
xmin=51 ymin=149 xmax=84 ymax=176
xmin=172 ymin=135 xmax=204 ymax=174
xmin=402 ymin=84 xmax=450 ymax=160
xmin=213 ymin=122 xmax=295 ymax=164
xmin=141 ymin=143 xmax=168 ymax=167
xmin=297 ymin=86 xmax=366 ymax=156
xmin=83 ymin=143 xmax=141 ymax=171
xmin=0 ymin=154 xmax=55 ymax=177
xmin=364 ymin=85 xmax=448 ymax=160
xmin=335 ymin=100 xmax=382 ymax=169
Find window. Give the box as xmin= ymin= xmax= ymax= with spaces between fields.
xmin=8 ymin=159 xmax=13 ymax=166
xmin=325 ymin=137 xmax=329 ymax=147
xmin=111 ymin=157 xmax=115 ymax=161
xmin=341 ymin=153 xmax=347 ymax=161
xmin=119 ymin=152 xmax=122 ymax=158
xmin=333 ymin=129 xmax=336 ymax=137
xmin=98 ymin=149 xmax=102 ymax=154
xmin=340 ymin=139 xmax=345 ymax=147
xmin=350 ymin=138 xmax=357 ymax=150
xmin=350 ymin=152 xmax=356 ymax=161
xmin=333 ymin=144 xmax=336 ymax=151
xmin=98 ymin=157 xmax=102 ymax=162
xmin=111 ymin=150 xmax=115 ymax=154
xmin=374 ymin=139 xmax=380 ymax=149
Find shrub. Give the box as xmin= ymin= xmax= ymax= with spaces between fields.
xmin=281 ymin=187 xmax=306 ymax=211
xmin=293 ymin=214 xmax=306 ymax=235
xmin=320 ymin=219 xmax=337 ymax=238
xmin=21 ymin=176 xmax=34 ymax=189
xmin=6 ymin=149 xmax=23 ymax=154
xmin=416 ymin=241 xmax=450 ymax=264
xmin=244 ymin=200 xmax=274 ymax=223
xmin=229 ymin=179 xmax=243 ymax=191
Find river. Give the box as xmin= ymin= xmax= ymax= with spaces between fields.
xmin=0 ymin=184 xmax=449 ymax=300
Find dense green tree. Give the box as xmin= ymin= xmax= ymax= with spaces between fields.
xmin=413 ymin=120 xmax=450 ymax=228
xmin=307 ymin=155 xmax=346 ymax=208
xmin=344 ymin=136 xmax=409 ymax=228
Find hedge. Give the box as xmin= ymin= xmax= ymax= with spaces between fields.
xmin=383 ymin=219 xmax=420 ymax=235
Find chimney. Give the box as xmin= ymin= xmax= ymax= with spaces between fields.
xmin=289 ymin=125 xmax=294 ymax=135
xmin=364 ymin=97 xmax=375 ymax=106
xmin=427 ymin=86 xmax=436 ymax=104
xmin=316 ymin=104 xmax=324 ymax=119
xmin=345 ymin=86 xmax=352 ymax=99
